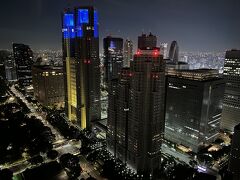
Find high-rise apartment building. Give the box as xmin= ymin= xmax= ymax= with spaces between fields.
xmin=103 ymin=36 xmax=123 ymax=84
xmin=62 ymin=6 xmax=101 ymax=129
xmin=165 ymin=69 xmax=225 ymax=152
xmin=123 ymin=39 xmax=133 ymax=67
xmin=168 ymin=41 xmax=179 ymax=63
xmin=32 ymin=65 xmax=64 ymax=107
xmin=13 ymin=43 xmax=34 ymax=87
xmin=228 ymin=123 xmax=240 ymax=180
xmin=107 ymin=34 xmax=166 ymax=176
xmin=221 ymin=50 xmax=240 ymax=132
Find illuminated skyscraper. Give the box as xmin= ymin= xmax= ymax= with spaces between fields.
xmin=165 ymin=69 xmax=225 ymax=152
xmin=62 ymin=6 xmax=101 ymax=129
xmin=103 ymin=36 xmax=123 ymax=84
xmin=123 ymin=39 xmax=133 ymax=67
xmin=221 ymin=50 xmax=240 ymax=132
xmin=128 ymin=47 xmax=165 ymax=175
xmin=168 ymin=41 xmax=179 ymax=63
xmin=13 ymin=43 xmax=33 ymax=87
xmin=107 ymin=34 xmax=166 ymax=176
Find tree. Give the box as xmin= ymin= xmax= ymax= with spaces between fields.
xmin=0 ymin=168 xmax=13 ymax=180
xmin=59 ymin=153 xmax=82 ymax=179
xmin=47 ymin=150 xmax=59 ymax=160
xmin=28 ymin=155 xmax=44 ymax=165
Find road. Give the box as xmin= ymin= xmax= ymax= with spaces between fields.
xmin=8 ymin=86 xmax=103 ymax=179
xmin=78 ymin=155 xmax=105 ymax=180
xmin=10 ymin=86 xmax=64 ymax=142
xmin=7 ymin=86 xmax=78 ymax=174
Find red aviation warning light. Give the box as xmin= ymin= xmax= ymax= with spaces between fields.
xmin=136 ymin=49 xmax=141 ymax=55
xmin=153 ymin=49 xmax=159 ymax=56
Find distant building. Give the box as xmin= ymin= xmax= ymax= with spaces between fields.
xmin=165 ymin=59 xmax=189 ymax=70
xmin=138 ymin=33 xmax=157 ymax=50
xmin=32 ymin=65 xmax=64 ymax=107
xmin=228 ymin=123 xmax=240 ymax=180
xmin=107 ymin=33 xmax=166 ymax=176
xmin=123 ymin=39 xmax=133 ymax=67
xmin=62 ymin=7 xmax=101 ymax=129
xmin=0 ymin=50 xmax=10 ymax=79
xmin=5 ymin=55 xmax=17 ymax=82
xmin=169 ymin=41 xmax=179 ymax=63
xmin=165 ymin=69 xmax=225 ymax=152
xmin=0 ymin=63 xmax=5 ymax=79
xmin=221 ymin=50 xmax=240 ymax=132
xmin=160 ymin=43 xmax=168 ymax=59
xmin=13 ymin=43 xmax=34 ymax=87
xmin=103 ymin=36 xmax=123 ymax=84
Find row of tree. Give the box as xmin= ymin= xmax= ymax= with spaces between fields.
xmin=0 ymin=103 xmax=55 ymax=164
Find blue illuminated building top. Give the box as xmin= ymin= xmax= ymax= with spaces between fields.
xmin=94 ymin=10 xmax=99 ymax=38
xmin=63 ymin=13 xmax=75 ymax=39
xmin=64 ymin=14 xmax=74 ymax=27
xmin=78 ymin=9 xmax=89 ymax=24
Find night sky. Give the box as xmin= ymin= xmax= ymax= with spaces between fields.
xmin=0 ymin=0 xmax=239 ymax=52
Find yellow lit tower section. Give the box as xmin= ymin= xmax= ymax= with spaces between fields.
xmin=62 ymin=12 xmax=77 ymax=122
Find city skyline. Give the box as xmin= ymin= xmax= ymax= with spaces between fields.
xmin=0 ymin=0 xmax=240 ymax=52
xmin=0 ymin=1 xmax=240 ymax=179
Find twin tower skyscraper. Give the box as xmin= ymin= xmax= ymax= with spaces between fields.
xmin=62 ymin=7 xmax=101 ymax=129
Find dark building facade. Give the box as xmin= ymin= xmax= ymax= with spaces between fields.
xmin=138 ymin=33 xmax=157 ymax=50
xmin=103 ymin=36 xmax=123 ymax=84
xmin=107 ymin=34 xmax=166 ymax=176
xmin=165 ymin=69 xmax=225 ymax=152
xmin=123 ymin=39 xmax=133 ymax=67
xmin=62 ymin=6 xmax=101 ymax=129
xmin=107 ymin=68 xmax=131 ymax=163
xmin=228 ymin=123 xmax=240 ymax=180
xmin=5 ymin=55 xmax=17 ymax=82
xmin=13 ymin=43 xmax=34 ymax=87
xmin=32 ymin=65 xmax=64 ymax=107
xmin=221 ymin=50 xmax=240 ymax=132
xmin=168 ymin=41 xmax=179 ymax=63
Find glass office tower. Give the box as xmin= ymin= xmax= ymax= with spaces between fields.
xmin=165 ymin=69 xmax=225 ymax=152
xmin=221 ymin=50 xmax=240 ymax=132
